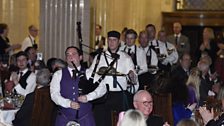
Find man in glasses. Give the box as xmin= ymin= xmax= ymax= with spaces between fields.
xmin=133 ymin=90 xmax=169 ymax=126
xmin=21 ymin=25 xmax=38 ymax=51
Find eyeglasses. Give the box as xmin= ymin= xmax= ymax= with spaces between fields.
xmin=31 ymin=29 xmax=38 ymax=32
xmin=136 ymin=100 xmax=153 ymax=106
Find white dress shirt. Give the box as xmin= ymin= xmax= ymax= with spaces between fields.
xmin=13 ymin=68 xmax=36 ymax=96
xmin=148 ymin=39 xmax=167 ymax=56
xmin=140 ymin=46 xmax=158 ymax=67
xmin=95 ymin=35 xmax=108 ymax=51
xmin=162 ymin=41 xmax=179 ymax=65
xmin=87 ymin=50 xmax=139 ymax=92
xmin=21 ymin=35 xmax=35 ymax=51
xmin=120 ymin=45 xmax=148 ymax=75
xmin=174 ymin=33 xmax=181 ymax=42
xmin=50 ymin=66 xmax=106 ymax=108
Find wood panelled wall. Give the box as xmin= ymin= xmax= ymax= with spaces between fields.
xmin=91 ymin=0 xmax=174 ymax=45
xmin=162 ymin=11 xmax=224 ymax=65
xmin=162 ymin=12 xmax=224 ymax=34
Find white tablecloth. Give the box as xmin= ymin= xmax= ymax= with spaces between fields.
xmin=0 ymin=109 xmax=19 ymax=126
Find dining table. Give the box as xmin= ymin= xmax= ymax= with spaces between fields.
xmin=0 ymin=108 xmax=19 ymax=126
xmin=0 ymin=95 xmax=24 ymax=126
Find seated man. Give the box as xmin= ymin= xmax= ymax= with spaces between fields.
xmin=171 ymin=52 xmax=191 ymax=83
xmin=24 ymin=47 xmax=37 ymax=72
xmin=133 ymin=90 xmax=169 ymax=126
xmin=13 ymin=68 xmax=51 ymax=126
xmin=10 ymin=51 xmax=36 ymax=96
xmin=47 ymin=58 xmax=66 ymax=73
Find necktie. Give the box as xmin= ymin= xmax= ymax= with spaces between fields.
xmin=19 ymin=72 xmax=23 ymax=80
xmin=186 ymin=70 xmax=189 ymax=76
xmin=33 ymin=39 xmax=36 ymax=45
xmin=33 ymin=40 xmax=38 ymax=49
xmin=95 ymin=37 xmax=99 ymax=46
xmin=113 ymin=75 xmax=117 ymax=88
xmin=128 ymin=48 xmax=131 ymax=55
xmin=97 ymin=36 xmax=100 ymax=42
xmin=175 ymin=36 xmax=178 ymax=45
xmin=72 ymin=70 xmax=77 ymax=79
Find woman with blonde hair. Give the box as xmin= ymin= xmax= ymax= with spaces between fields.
xmin=197 ymin=27 xmax=219 ymax=72
xmin=186 ymin=67 xmax=201 ymax=105
xmin=118 ymin=109 xmax=146 ymax=126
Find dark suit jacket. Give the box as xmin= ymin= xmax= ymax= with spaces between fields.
xmin=167 ymin=34 xmax=190 ymax=56
xmin=171 ymin=65 xmax=189 ymax=83
xmin=146 ymin=114 xmax=164 ymax=126
xmin=12 ymin=87 xmax=50 ymax=126
xmin=95 ymin=36 xmax=106 ymax=46
xmin=12 ymin=91 xmax=34 ymax=126
xmin=199 ymin=74 xmax=213 ymax=106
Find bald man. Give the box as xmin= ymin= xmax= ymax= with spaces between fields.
xmin=133 ymin=90 xmax=169 ymax=126
xmin=22 ymin=25 xmax=38 ymax=51
xmin=167 ymin=22 xmax=190 ymax=56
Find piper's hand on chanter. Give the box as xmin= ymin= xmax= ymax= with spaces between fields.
xmin=70 ymin=101 xmax=80 ymax=110
xmin=78 ymin=95 xmax=88 ymax=103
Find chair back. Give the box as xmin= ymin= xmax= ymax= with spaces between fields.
xmin=152 ymin=93 xmax=173 ymax=125
xmin=111 ymin=111 xmax=119 ymax=126
xmin=31 ymin=86 xmax=56 ymax=126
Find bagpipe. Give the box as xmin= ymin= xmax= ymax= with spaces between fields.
xmin=71 ymin=52 xmax=120 ymax=104
xmin=71 ymin=61 xmax=98 ymax=95
xmin=73 ymin=22 xmax=120 ymax=103
xmin=76 ymin=22 xmax=107 ymax=59
xmin=72 ymin=58 xmax=115 ymax=104
xmin=76 ymin=22 xmax=83 ymax=54
xmin=76 ymin=22 xmax=89 ymax=68
xmin=71 ymin=52 xmax=119 ymax=96
xmin=75 ymin=22 xmax=103 ymax=96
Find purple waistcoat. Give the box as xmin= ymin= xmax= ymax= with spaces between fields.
xmin=55 ymin=68 xmax=95 ymax=126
